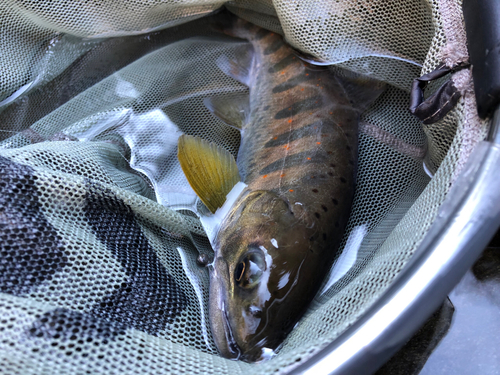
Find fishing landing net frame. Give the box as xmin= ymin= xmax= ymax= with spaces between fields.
xmin=0 ymin=1 xmax=499 ymax=374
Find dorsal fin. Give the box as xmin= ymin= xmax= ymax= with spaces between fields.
xmin=178 ymin=135 xmax=240 ymax=213
xmin=204 ymin=93 xmax=250 ymax=130
xmin=216 ymin=44 xmax=254 ymax=86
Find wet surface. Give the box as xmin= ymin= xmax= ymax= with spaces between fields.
xmin=378 ymin=231 xmax=500 ymax=375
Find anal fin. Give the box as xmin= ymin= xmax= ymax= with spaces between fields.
xmin=178 ymin=135 xmax=240 ymax=213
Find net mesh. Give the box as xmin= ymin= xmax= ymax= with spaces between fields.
xmin=0 ymin=0 xmax=487 ymax=373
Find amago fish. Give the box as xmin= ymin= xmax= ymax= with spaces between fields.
xmin=177 ymin=15 xmax=385 ymax=362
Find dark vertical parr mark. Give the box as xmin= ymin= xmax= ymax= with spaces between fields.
xmin=255 ymin=28 xmax=271 ymax=40
xmin=263 ymin=39 xmax=284 ymax=55
xmin=259 ymin=152 xmax=326 ymax=175
xmin=264 ymin=121 xmax=325 ymax=148
xmin=272 ymin=74 xmax=314 ymax=93
xmin=268 ymin=54 xmax=297 ymax=73
xmin=274 ymin=96 xmax=323 ymax=119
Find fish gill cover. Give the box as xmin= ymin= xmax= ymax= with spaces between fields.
xmin=0 ymin=1 xmax=484 ymax=374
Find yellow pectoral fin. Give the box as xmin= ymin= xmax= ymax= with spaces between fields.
xmin=178 ymin=135 xmax=240 ymax=213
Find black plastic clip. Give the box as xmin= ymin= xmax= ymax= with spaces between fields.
xmin=410 ymin=63 xmax=470 ymax=124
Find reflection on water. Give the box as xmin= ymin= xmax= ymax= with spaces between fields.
xmin=319 ymin=224 xmax=367 ymax=296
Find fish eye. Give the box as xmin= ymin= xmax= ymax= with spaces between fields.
xmin=234 ymin=249 xmax=266 ymax=288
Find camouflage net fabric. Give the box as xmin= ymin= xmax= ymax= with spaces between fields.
xmin=0 ymin=0 xmax=488 ymax=374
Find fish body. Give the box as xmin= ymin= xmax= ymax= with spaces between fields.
xmin=179 ymin=15 xmax=384 ymax=362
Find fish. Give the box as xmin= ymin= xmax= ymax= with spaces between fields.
xmin=177 ymin=15 xmax=385 ymax=362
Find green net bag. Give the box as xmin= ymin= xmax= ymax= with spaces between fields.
xmin=0 ymin=0 xmax=487 ymax=373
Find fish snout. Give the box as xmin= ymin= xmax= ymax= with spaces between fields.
xmin=210 ymin=295 xmax=243 ymax=360
xmin=209 ymin=258 xmax=243 ymax=360
xmin=219 ymin=302 xmax=243 ymax=359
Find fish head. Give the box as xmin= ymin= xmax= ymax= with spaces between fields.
xmin=209 ymin=189 xmax=312 ymax=362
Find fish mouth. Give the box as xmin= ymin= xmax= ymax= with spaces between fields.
xmin=221 ymin=301 xmax=242 ymax=360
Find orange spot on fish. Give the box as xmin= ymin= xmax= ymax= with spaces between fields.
xmin=292 ymin=56 xmax=296 ymax=59
xmin=281 ymin=174 xmax=286 ymax=177
xmin=306 ymin=73 xmax=309 ymax=76
xmin=289 ymin=189 xmax=294 ymax=192
xmin=263 ymin=174 xmax=268 ymax=178
xmin=288 ymin=119 xmax=293 ymax=123
xmin=273 ymin=137 xmax=278 ymax=140
xmin=281 ymin=71 xmax=285 ymax=75
xmin=316 ymin=142 xmax=321 ymax=145
xmin=283 ymin=145 xmax=291 ymax=150
xmin=289 ymin=107 xmax=292 ymax=110
xmin=301 ymin=88 xmax=304 ymax=91
xmin=316 ymin=84 xmax=320 ymax=86
xmin=329 ymin=111 xmax=333 ymax=115
xmin=307 ymin=157 xmax=311 ymax=160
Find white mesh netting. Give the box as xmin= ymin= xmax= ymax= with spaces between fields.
xmin=0 ymin=0 xmax=489 ymax=374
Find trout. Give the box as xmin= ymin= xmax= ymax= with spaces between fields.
xmin=177 ymin=15 xmax=385 ymax=362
